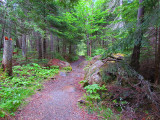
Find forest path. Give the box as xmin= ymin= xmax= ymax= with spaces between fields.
xmin=13 ymin=56 xmax=98 ymax=120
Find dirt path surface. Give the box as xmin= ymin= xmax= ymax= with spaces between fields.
xmin=12 ymin=57 xmax=99 ymax=120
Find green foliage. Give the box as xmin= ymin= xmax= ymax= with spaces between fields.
xmin=85 ymin=56 xmax=93 ymax=61
xmin=70 ymin=55 xmax=79 ymax=62
xmin=0 ymin=63 xmax=59 ymax=117
xmin=92 ymin=48 xmax=105 ymax=56
xmin=62 ymin=66 xmax=72 ymax=72
xmin=79 ymin=80 xmax=88 ymax=84
xmin=82 ymin=84 xmax=121 ymax=119
xmin=84 ymin=84 xmax=107 ymax=100
xmin=96 ymin=104 xmax=121 ymax=120
xmin=53 ymin=52 xmax=66 ymax=61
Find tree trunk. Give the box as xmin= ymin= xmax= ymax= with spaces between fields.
xmin=43 ymin=0 xmax=47 ymax=59
xmin=30 ymin=35 xmax=33 ymax=51
xmin=2 ymin=37 xmax=13 ymax=76
xmin=87 ymin=34 xmax=90 ymax=56
xmin=43 ymin=37 xmax=46 ymax=59
xmin=130 ymin=0 xmax=144 ymax=71
xmin=0 ymin=23 xmax=6 ymax=51
xmin=22 ymin=34 xmax=27 ymax=58
xmin=73 ymin=45 xmax=77 ymax=55
xmin=102 ymin=40 xmax=105 ymax=48
xmin=18 ymin=36 xmax=22 ymax=49
xmin=57 ymin=37 xmax=60 ymax=53
xmin=119 ymin=0 xmax=124 ymax=28
xmin=155 ymin=27 xmax=160 ymax=85
xmin=15 ymin=37 xmax=21 ymax=48
xmin=50 ymin=34 xmax=54 ymax=52
xmin=69 ymin=43 xmax=72 ymax=55
xmin=37 ymin=33 xmax=42 ymax=59
xmin=62 ymin=41 xmax=66 ymax=57
xmin=89 ymin=40 xmax=92 ymax=56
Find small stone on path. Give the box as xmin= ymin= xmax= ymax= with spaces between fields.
xmin=59 ymin=72 xmax=67 ymax=76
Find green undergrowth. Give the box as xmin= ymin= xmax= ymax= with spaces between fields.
xmin=79 ymin=83 xmax=121 ymax=120
xmin=85 ymin=56 xmax=93 ymax=61
xmin=70 ymin=55 xmax=79 ymax=62
xmin=0 ymin=63 xmax=59 ymax=118
xmin=62 ymin=66 xmax=72 ymax=72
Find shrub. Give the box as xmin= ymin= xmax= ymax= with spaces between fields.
xmin=63 ymin=66 xmax=72 ymax=72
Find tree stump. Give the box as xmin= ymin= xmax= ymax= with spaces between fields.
xmin=2 ymin=37 xmax=13 ymax=76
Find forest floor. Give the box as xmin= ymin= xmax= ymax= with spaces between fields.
xmin=10 ymin=56 xmax=99 ymax=120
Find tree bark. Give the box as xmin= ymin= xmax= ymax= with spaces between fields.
xmin=119 ymin=0 xmax=124 ymax=28
xmin=155 ymin=27 xmax=160 ymax=85
xmin=15 ymin=37 xmax=21 ymax=49
xmin=130 ymin=0 xmax=144 ymax=71
xmin=57 ymin=37 xmax=60 ymax=53
xmin=0 ymin=23 xmax=6 ymax=51
xmin=19 ymin=36 xmax=22 ymax=49
xmin=50 ymin=34 xmax=54 ymax=52
xmin=87 ymin=34 xmax=90 ymax=56
xmin=36 ymin=33 xmax=42 ymax=59
xmin=62 ymin=41 xmax=66 ymax=57
xmin=69 ymin=43 xmax=72 ymax=55
xmin=22 ymin=34 xmax=27 ymax=58
xmin=89 ymin=40 xmax=92 ymax=56
xmin=2 ymin=37 xmax=13 ymax=76
xmin=43 ymin=0 xmax=47 ymax=59
xmin=43 ymin=36 xmax=46 ymax=59
xmin=0 ymin=3 xmax=7 ymax=52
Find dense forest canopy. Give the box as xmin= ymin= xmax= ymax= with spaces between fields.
xmin=0 ymin=0 xmax=160 ymax=119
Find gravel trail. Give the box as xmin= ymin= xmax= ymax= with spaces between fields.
xmin=12 ymin=57 xmax=99 ymax=120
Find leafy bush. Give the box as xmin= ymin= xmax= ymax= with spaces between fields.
xmin=92 ymin=48 xmax=105 ymax=56
xmin=84 ymin=84 xmax=107 ymax=100
xmin=53 ymin=52 xmax=65 ymax=61
xmin=63 ymin=66 xmax=72 ymax=72
xmin=85 ymin=56 xmax=93 ymax=61
xmin=70 ymin=56 xmax=79 ymax=61
xmin=82 ymin=84 xmax=121 ymax=119
xmin=0 ymin=63 xmax=59 ymax=117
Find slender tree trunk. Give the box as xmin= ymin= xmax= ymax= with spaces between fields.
xmin=87 ymin=34 xmax=90 ymax=56
xmin=73 ymin=45 xmax=77 ymax=55
xmin=0 ymin=23 xmax=6 ymax=51
xmin=57 ymin=37 xmax=60 ymax=53
xmin=15 ymin=37 xmax=21 ymax=48
xmin=130 ymin=0 xmax=144 ymax=71
xmin=69 ymin=43 xmax=72 ymax=55
xmin=119 ymin=0 xmax=124 ymax=28
xmin=62 ymin=41 xmax=66 ymax=57
xmin=13 ymin=26 xmax=20 ymax=49
xmin=43 ymin=36 xmax=46 ymax=59
xmin=22 ymin=34 xmax=26 ymax=58
xmin=30 ymin=34 xmax=33 ymax=51
xmin=50 ymin=34 xmax=54 ymax=52
xmin=50 ymin=34 xmax=54 ymax=59
xmin=0 ymin=4 xmax=7 ymax=52
xmin=89 ymin=40 xmax=92 ymax=56
xmin=2 ymin=37 xmax=13 ymax=76
xmin=19 ymin=36 xmax=22 ymax=49
xmin=36 ymin=33 xmax=42 ymax=59
xmin=43 ymin=0 xmax=47 ymax=59
xmin=155 ymin=27 xmax=160 ymax=85
xmin=102 ymin=40 xmax=105 ymax=48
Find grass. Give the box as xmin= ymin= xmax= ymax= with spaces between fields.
xmin=0 ymin=63 xmax=59 ymax=117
